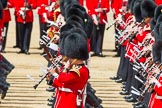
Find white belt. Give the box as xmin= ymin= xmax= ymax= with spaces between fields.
xmin=20 ymin=7 xmax=30 ymax=11
xmin=58 ymin=87 xmax=82 ymax=94
xmin=59 ymin=87 xmax=73 ymax=93
xmin=156 ymin=94 xmax=162 ymax=99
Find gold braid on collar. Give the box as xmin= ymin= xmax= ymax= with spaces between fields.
xmin=69 ymin=65 xmax=82 ymax=76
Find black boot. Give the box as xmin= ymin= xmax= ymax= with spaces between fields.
xmin=0 ymin=84 xmax=8 ymax=99
xmin=0 ymin=68 xmax=10 ymax=76
xmin=46 ymin=86 xmax=55 ymax=92
xmin=1 ymin=55 xmax=15 ymax=70
xmin=1 ymin=37 xmax=6 ymax=52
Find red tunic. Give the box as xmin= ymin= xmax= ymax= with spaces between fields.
xmin=79 ymin=0 xmax=84 ymax=6
xmin=10 ymin=0 xmax=37 ymax=23
xmin=3 ymin=0 xmax=12 ymax=23
xmin=120 ymin=13 xmax=133 ymax=46
xmin=52 ymin=65 xmax=89 ymax=108
xmin=0 ymin=19 xmax=4 ymax=37
xmin=149 ymin=76 xmax=162 ymax=108
xmin=88 ymin=39 xmax=91 ymax=52
xmin=86 ymin=0 xmax=110 ymax=24
xmin=136 ymin=30 xmax=150 ymax=43
xmin=155 ymin=0 xmax=162 ymax=6
xmin=3 ymin=9 xmax=11 ymax=23
xmin=36 ymin=0 xmax=56 ymax=23
xmin=111 ymin=0 xmax=123 ymax=17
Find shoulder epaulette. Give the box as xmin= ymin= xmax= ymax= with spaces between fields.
xmin=70 ymin=65 xmax=81 ymax=76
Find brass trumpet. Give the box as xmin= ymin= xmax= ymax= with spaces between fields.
xmin=33 ymin=56 xmax=63 ymax=89
xmin=137 ymin=63 xmax=162 ymax=102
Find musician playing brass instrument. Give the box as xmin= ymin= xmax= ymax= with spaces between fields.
xmin=148 ymin=65 xmax=162 ymax=108
xmin=36 ymin=0 xmax=60 ymax=49
xmin=47 ymin=30 xmax=89 ymax=108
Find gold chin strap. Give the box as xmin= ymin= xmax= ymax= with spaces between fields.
xmin=144 ymin=18 xmax=152 ymax=24
xmin=62 ymin=56 xmax=68 ymax=61
xmin=69 ymin=59 xmax=81 ymax=76
xmin=70 ymin=59 xmax=78 ymax=65
xmin=161 ymin=9 xmax=162 ymax=13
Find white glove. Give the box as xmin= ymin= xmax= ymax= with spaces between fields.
xmin=43 ymin=13 xmax=49 ymax=22
xmin=19 ymin=10 xmax=25 ymax=20
xmin=45 ymin=6 xmax=50 ymax=11
xmin=2 ymin=27 xmax=6 ymax=38
xmin=149 ymin=76 xmax=161 ymax=88
xmin=19 ymin=10 xmax=24 ymax=16
xmin=47 ymin=20 xmax=59 ymax=28
xmin=92 ymin=14 xmax=98 ymax=25
xmin=50 ymin=2 xmax=55 ymax=11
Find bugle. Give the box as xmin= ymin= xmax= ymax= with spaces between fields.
xmin=137 ymin=63 xmax=162 ymax=102
xmin=33 ymin=57 xmax=63 ymax=89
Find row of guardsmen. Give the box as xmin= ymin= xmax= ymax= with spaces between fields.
xmin=0 ymin=0 xmax=114 ymax=107
xmin=0 ymin=0 xmax=111 ymax=57
xmin=16 ymin=0 xmax=111 ymax=108
xmin=0 ymin=0 xmax=14 ymax=101
xmin=0 ymin=0 xmax=62 ymax=54
xmin=36 ymin=0 xmax=111 ymax=107
xmin=110 ymin=0 xmax=162 ymax=108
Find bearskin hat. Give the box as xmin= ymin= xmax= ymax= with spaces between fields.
xmin=156 ymin=14 xmax=162 ymax=24
xmin=128 ymin=0 xmax=133 ymax=9
xmin=153 ymin=23 xmax=161 ymax=42
xmin=133 ymin=0 xmax=143 ymax=22
xmin=129 ymin=0 xmax=137 ymax=14
xmin=140 ymin=0 xmax=157 ymax=18
xmin=66 ymin=7 xmax=93 ymax=38
xmin=59 ymin=28 xmax=87 ymax=55
xmin=60 ymin=28 xmax=87 ymax=43
xmin=59 ymin=32 xmax=69 ymax=55
xmin=85 ymin=14 xmax=93 ymax=38
xmin=152 ymin=22 xmax=162 ymax=63
xmin=150 ymin=18 xmax=156 ymax=30
xmin=154 ymin=5 xmax=162 ymax=22
xmin=60 ymin=20 xmax=84 ymax=33
xmin=66 ymin=15 xmax=85 ymax=26
xmin=70 ymin=3 xmax=86 ymax=12
xmin=158 ymin=22 xmax=162 ymax=40
xmin=152 ymin=41 xmax=162 ymax=63
xmin=60 ymin=0 xmax=79 ymax=16
xmin=65 ymin=5 xmax=86 ymax=20
xmin=60 ymin=23 xmax=76 ymax=33
xmin=63 ymin=32 xmax=88 ymax=60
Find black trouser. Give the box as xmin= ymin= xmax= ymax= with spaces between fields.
xmin=125 ymin=62 xmax=133 ymax=93
xmin=1 ymin=54 xmax=14 ymax=72
xmin=143 ymin=92 xmax=151 ymax=107
xmin=17 ymin=22 xmax=33 ymax=52
xmin=115 ymin=26 xmax=121 ymax=55
xmin=131 ymin=70 xmax=143 ymax=99
xmin=39 ymin=16 xmax=48 ymax=47
xmin=92 ymin=24 xmax=105 ymax=54
xmin=15 ymin=17 xmax=20 ymax=47
xmin=0 ymin=67 xmax=9 ymax=92
xmin=1 ymin=22 xmax=9 ymax=51
xmin=116 ymin=46 xmax=129 ymax=81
